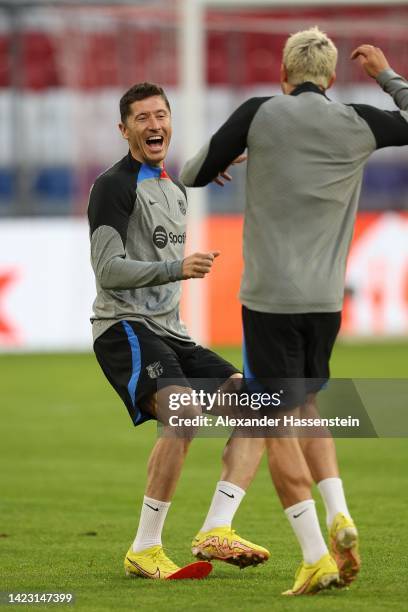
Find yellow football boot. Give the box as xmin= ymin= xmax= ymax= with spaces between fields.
xmin=192 ymin=526 xmax=270 ymax=568
xmin=329 ymin=513 xmax=360 ymax=586
xmin=124 ymin=545 xmax=212 ymax=580
xmin=125 ymin=545 xmax=179 ymax=579
xmin=282 ymin=553 xmax=339 ymax=595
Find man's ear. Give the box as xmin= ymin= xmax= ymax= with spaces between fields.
xmin=280 ymin=63 xmax=290 ymax=94
xmin=327 ymin=72 xmax=337 ymax=90
xmin=118 ymin=122 xmax=129 ymax=141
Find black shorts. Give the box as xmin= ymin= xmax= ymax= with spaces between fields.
xmin=242 ymin=306 xmax=341 ymax=408
xmin=93 ymin=320 xmax=239 ymax=426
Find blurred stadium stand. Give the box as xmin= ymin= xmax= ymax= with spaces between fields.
xmin=0 ymin=1 xmax=408 ymax=217
xmin=0 ymin=1 xmax=407 ymax=350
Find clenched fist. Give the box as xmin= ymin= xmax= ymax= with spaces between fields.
xmin=182 ymin=251 xmax=220 ymax=279
xmin=350 ymin=45 xmax=390 ymax=79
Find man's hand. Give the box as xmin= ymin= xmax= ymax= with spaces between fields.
xmin=350 ymin=45 xmax=390 ymax=79
xmin=213 ymin=154 xmax=247 ymax=187
xmin=182 ymin=251 xmax=220 ymax=279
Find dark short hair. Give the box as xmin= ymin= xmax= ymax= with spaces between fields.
xmin=119 ymin=82 xmax=170 ymax=123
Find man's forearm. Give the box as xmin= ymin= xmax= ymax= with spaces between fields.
xmin=90 ymin=225 xmax=183 ymax=290
xmin=180 ymin=141 xmax=211 ymax=187
xmin=98 ymin=257 xmax=183 ymax=291
xmin=377 ymin=68 xmax=408 ymax=111
xmin=180 ymin=97 xmax=269 ymax=188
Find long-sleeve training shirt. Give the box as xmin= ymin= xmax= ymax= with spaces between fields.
xmin=88 ymin=152 xmax=191 ymax=342
xmin=181 ymin=69 xmax=408 ymax=314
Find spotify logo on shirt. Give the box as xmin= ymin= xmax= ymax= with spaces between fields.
xmin=153 ymin=226 xmax=186 ymax=249
xmin=153 ymin=226 xmax=168 ymax=249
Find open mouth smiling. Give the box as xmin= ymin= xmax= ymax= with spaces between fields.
xmin=145 ymin=135 xmax=164 ymax=152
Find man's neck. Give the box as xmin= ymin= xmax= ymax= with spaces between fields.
xmin=129 ymin=147 xmax=163 ymax=168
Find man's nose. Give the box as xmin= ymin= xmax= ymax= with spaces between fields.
xmin=147 ymin=116 xmax=160 ymax=130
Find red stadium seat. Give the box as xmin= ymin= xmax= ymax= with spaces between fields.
xmin=21 ymin=31 xmax=59 ymax=89
xmin=0 ymin=35 xmax=11 ymax=87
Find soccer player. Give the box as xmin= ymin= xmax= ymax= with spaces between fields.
xmin=181 ymin=31 xmax=408 ymax=594
xmin=87 ymin=82 xmax=269 ymax=580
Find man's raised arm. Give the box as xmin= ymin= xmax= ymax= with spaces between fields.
xmin=350 ymin=45 xmax=408 ymax=149
xmin=351 ymin=45 xmax=408 ymax=111
xmin=180 ymin=97 xmax=270 ymax=187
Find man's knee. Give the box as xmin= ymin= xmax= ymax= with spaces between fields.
xmin=301 ymin=393 xmax=318 ymax=417
xmin=145 ymin=385 xmax=202 ymax=422
xmin=165 ymin=386 xmax=203 ymax=439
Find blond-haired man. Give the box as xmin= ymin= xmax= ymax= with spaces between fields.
xmin=282 ymin=25 xmax=337 ymax=89
xmin=181 ymin=27 xmax=408 ymax=594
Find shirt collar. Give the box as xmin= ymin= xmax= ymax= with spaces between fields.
xmin=290 ymin=82 xmax=329 ymax=99
xmin=127 ymin=150 xmax=166 ymax=174
xmin=127 ymin=150 xmax=141 ymax=171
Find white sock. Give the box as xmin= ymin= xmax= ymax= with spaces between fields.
xmin=317 ymin=477 xmax=351 ymax=527
xmin=285 ymin=499 xmax=328 ymax=565
xmin=132 ymin=496 xmax=171 ymax=552
xmin=201 ymin=481 xmax=245 ymax=532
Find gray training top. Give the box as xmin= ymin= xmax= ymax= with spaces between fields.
xmin=88 ymin=156 xmax=190 ymax=342
xmin=181 ymin=69 xmax=408 ymax=314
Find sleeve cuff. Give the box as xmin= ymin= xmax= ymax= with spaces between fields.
xmin=166 ymin=259 xmax=184 ymax=282
xmin=376 ymin=68 xmax=400 ymax=88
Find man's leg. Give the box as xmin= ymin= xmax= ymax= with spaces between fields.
xmin=265 ymin=423 xmax=329 ymax=563
xmin=200 ymin=374 xmax=265 ymax=530
xmin=220 ymin=434 xmax=265 ymax=488
xmin=126 ymin=386 xmax=212 ymax=579
xmin=131 ymin=435 xmax=191 ymax=552
xmin=240 ymin=308 xmax=340 ymax=592
xmin=265 ymin=429 xmax=339 ymax=595
xmin=192 ymin=374 xmax=270 ymax=567
xmin=298 ymin=393 xmax=359 ymax=585
xmin=94 ymin=324 xmax=212 ymax=579
xmin=299 ymin=394 xmax=350 ymax=522
xmin=198 ymin=436 xmax=265 ymax=531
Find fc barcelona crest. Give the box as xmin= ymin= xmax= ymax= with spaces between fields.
xmin=178 ymin=199 xmax=187 ymax=215
xmin=146 ymin=361 xmax=164 ymax=379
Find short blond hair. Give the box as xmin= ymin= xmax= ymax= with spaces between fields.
xmin=283 ymin=26 xmax=337 ymax=89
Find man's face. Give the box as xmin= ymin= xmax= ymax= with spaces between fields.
xmin=119 ymin=95 xmax=172 ymax=167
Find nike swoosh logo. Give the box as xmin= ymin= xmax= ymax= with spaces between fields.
xmin=126 ymin=556 xmax=160 ymax=579
xmin=145 ymin=503 xmax=159 ymax=511
xmin=293 ymin=509 xmax=308 ymax=519
xmin=219 ymin=490 xmax=234 ymax=499
xmin=292 ymin=568 xmax=319 ymax=595
xmin=149 ymin=200 xmax=159 ymax=205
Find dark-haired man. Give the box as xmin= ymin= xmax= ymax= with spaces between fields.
xmin=88 ymin=82 xmax=269 ymax=580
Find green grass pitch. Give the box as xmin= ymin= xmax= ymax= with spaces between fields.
xmin=1 ymin=342 xmax=408 ymax=611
